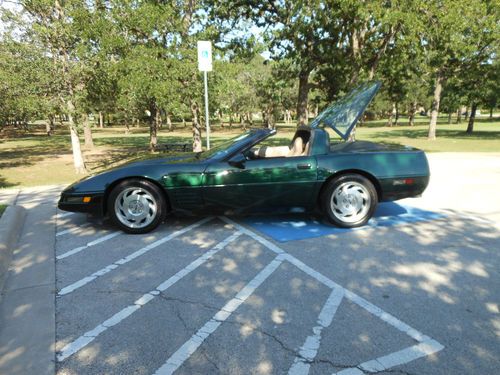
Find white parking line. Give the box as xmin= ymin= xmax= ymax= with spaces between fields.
xmin=152 ymin=254 xmax=285 ymax=375
xmin=221 ymin=217 xmax=445 ymax=373
xmin=56 ymin=231 xmax=121 ymax=260
xmin=288 ymin=287 xmax=344 ymax=375
xmin=57 ymin=217 xmax=213 ymax=296
xmin=334 ymin=339 xmax=444 ymax=375
xmin=56 ymin=222 xmax=92 ymax=237
xmin=58 ymin=212 xmax=75 ymax=218
xmin=56 ymin=230 xmax=241 ymax=362
xmin=219 ymin=216 xmax=284 ymax=255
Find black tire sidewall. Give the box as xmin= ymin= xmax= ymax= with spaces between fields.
xmin=322 ymin=174 xmax=378 ymax=228
xmin=108 ymin=179 xmax=167 ymax=234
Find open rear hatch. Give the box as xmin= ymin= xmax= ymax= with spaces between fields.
xmin=310 ymin=81 xmax=381 ymax=140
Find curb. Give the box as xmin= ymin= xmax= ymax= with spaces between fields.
xmin=0 ymin=205 xmax=26 ymax=298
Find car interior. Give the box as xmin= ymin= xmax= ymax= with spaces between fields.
xmin=248 ymin=127 xmax=312 ymax=159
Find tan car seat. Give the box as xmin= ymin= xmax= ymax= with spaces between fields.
xmin=303 ymin=140 xmax=311 ymax=156
xmin=253 ymin=145 xmax=290 ymax=158
xmin=287 ymin=137 xmax=304 ymax=157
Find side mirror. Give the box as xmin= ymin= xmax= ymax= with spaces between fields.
xmin=228 ymin=153 xmax=246 ymax=169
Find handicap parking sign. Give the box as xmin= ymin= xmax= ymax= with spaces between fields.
xmin=197 ymin=41 xmax=212 ymax=72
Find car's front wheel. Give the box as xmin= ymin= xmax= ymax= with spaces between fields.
xmin=322 ymin=174 xmax=378 ymax=228
xmin=108 ymin=179 xmax=167 ymax=234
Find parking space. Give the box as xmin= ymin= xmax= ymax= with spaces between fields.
xmin=53 ymin=213 xmax=449 ymax=375
xmin=1 ymin=153 xmax=499 ymax=375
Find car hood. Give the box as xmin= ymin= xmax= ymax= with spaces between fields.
xmin=310 ymin=81 xmax=381 ymax=140
xmin=63 ymin=153 xmax=206 ymax=194
xmin=125 ymin=154 xmax=201 ymax=167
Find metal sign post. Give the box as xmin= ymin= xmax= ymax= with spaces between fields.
xmin=197 ymin=41 xmax=212 ymax=150
xmin=203 ymin=70 xmax=210 ymax=149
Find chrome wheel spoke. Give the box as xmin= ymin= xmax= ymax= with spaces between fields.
xmin=331 ymin=181 xmax=371 ymax=223
xmin=114 ymin=187 xmax=158 ymax=229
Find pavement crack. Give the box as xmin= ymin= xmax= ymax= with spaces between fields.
xmin=371 ymin=369 xmax=417 ymax=375
xmin=2 ymin=282 xmax=54 ymax=294
xmin=220 ymin=319 xmax=359 ymax=371
xmin=94 ymin=289 xmax=146 ymax=295
xmin=220 ymin=320 xmax=301 ymax=358
xmin=157 ymin=293 xmax=221 ymax=314
xmin=199 ymin=347 xmax=222 ymax=373
xmin=172 ymin=299 xmax=191 ymax=331
xmin=311 ymin=357 xmax=360 ymax=370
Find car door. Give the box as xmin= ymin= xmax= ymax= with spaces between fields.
xmin=202 ymin=155 xmax=318 ymax=213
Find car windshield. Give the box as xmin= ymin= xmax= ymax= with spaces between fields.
xmin=199 ymin=132 xmax=255 ymax=160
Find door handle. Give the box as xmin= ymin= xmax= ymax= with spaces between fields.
xmin=296 ymin=163 xmax=312 ymax=170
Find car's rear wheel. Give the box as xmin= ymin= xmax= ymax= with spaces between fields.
xmin=108 ymin=179 xmax=167 ymax=234
xmin=322 ymin=174 xmax=377 ymax=228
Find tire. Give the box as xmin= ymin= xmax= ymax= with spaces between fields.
xmin=108 ymin=179 xmax=167 ymax=234
xmin=321 ymin=174 xmax=378 ymax=228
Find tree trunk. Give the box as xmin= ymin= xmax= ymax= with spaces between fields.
xmin=241 ymin=114 xmax=247 ymax=131
xmin=447 ymin=112 xmax=452 ymax=124
xmin=490 ymin=107 xmax=493 ymax=119
xmin=125 ymin=115 xmax=130 ymax=134
xmin=149 ymin=102 xmax=158 ymax=151
xmin=395 ymin=102 xmax=400 ymax=126
xmin=46 ymin=117 xmax=53 ymax=136
xmin=348 ymin=127 xmax=356 ymax=142
xmin=266 ymin=107 xmax=275 ymax=130
xmin=456 ymin=108 xmax=462 ymax=124
xmin=218 ymin=109 xmax=224 ymax=128
xmin=428 ymin=72 xmax=443 ymax=140
xmin=408 ymin=102 xmax=416 ymax=126
xmin=166 ymin=113 xmax=173 ymax=132
xmin=229 ymin=113 xmax=233 ymax=129
xmin=69 ymin=121 xmax=86 ymax=174
xmin=83 ymin=113 xmax=94 ymax=149
xmin=191 ymin=100 xmax=202 ymax=152
xmin=387 ymin=102 xmax=396 ymax=127
xmin=98 ymin=111 xmax=104 ymax=128
xmin=246 ymin=112 xmax=253 ymax=126
xmin=64 ymin=95 xmax=87 ymax=173
xmin=296 ymin=69 xmax=310 ymax=125
xmin=106 ymin=113 xmax=111 ymax=127
xmin=367 ymin=25 xmax=397 ymax=80
xmin=155 ymin=108 xmax=162 ymax=129
xmin=466 ymin=102 xmax=477 ymax=134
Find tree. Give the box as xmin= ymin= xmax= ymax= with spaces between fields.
xmin=209 ymin=1 xmax=342 ymax=125
xmin=463 ymin=58 xmax=499 ymax=134
xmin=0 ymin=40 xmax=53 ymax=131
xmin=421 ymin=0 xmax=499 ymax=140
xmin=480 ymin=58 xmax=500 ymax=119
xmin=3 ymin=1 xmax=90 ymax=172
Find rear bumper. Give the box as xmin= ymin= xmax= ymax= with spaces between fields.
xmin=58 ymin=192 xmax=104 ymax=215
xmin=380 ymin=175 xmax=430 ymax=201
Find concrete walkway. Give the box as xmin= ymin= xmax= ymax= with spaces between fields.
xmin=0 ymin=187 xmax=60 ymax=375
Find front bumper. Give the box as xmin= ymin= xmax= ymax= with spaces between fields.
xmin=58 ymin=192 xmax=104 ymax=215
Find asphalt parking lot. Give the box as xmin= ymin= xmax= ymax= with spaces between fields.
xmin=0 ymin=153 xmax=499 ymax=375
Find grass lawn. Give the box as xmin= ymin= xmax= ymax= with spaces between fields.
xmin=1 ymin=115 xmax=499 ymax=188
xmin=0 ymin=204 xmax=6 ymax=218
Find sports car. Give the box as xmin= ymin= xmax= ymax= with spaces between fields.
xmin=58 ymin=81 xmax=430 ymax=234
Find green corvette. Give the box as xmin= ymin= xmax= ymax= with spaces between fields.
xmin=58 ymin=82 xmax=430 ymax=234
